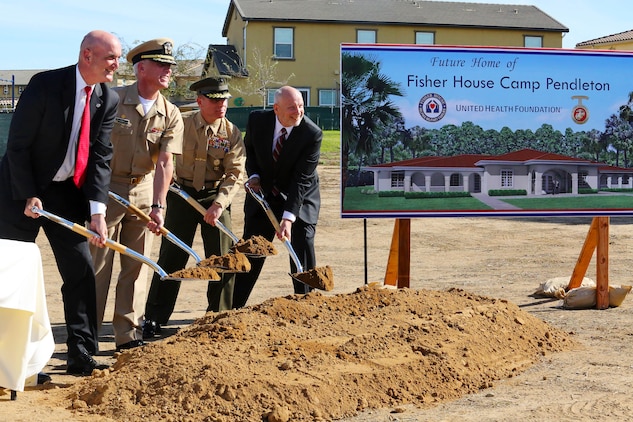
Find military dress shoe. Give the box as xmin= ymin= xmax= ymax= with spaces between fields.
xmin=143 ymin=319 xmax=161 ymax=339
xmin=115 ymin=339 xmax=145 ymax=352
xmin=67 ymin=352 xmax=107 ymax=375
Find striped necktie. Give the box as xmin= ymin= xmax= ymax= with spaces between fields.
xmin=273 ymin=127 xmax=286 ymax=163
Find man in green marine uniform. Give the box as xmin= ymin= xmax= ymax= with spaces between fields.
xmin=143 ymin=76 xmax=246 ymax=338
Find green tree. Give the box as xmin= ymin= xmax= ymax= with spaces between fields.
xmin=341 ymin=52 xmax=403 ymax=191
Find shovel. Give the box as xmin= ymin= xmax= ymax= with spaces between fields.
xmin=31 ymin=206 xmax=219 ymax=282
xmin=168 ymin=183 xmax=275 ymax=258
xmin=108 ymin=191 xmax=202 ymax=264
xmin=245 ymin=184 xmax=334 ymax=291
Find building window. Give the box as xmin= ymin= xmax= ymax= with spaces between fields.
xmin=266 ymin=89 xmax=276 ymax=107
xmin=501 ymin=169 xmax=514 ymax=187
xmin=267 ymin=87 xmax=310 ymax=107
xmin=3 ymin=86 xmax=7 ymax=95
xmin=415 ymin=31 xmax=435 ymax=45
xmin=318 ymin=89 xmax=337 ymax=107
xmin=297 ymin=88 xmax=310 ymax=106
xmin=357 ymin=29 xmax=376 ymax=43
xmin=274 ymin=27 xmax=294 ymax=59
xmin=524 ymin=36 xmax=542 ymax=48
xmin=391 ymin=171 xmax=404 ymax=188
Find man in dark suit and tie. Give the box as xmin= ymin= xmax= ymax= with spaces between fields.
xmin=0 ymin=30 xmax=121 ymax=376
xmin=232 ymin=86 xmax=323 ymax=308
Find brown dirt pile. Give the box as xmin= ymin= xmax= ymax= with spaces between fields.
xmin=168 ymin=265 xmax=220 ymax=281
xmin=231 ymin=235 xmax=278 ymax=256
xmin=293 ymin=265 xmax=334 ymax=291
xmin=59 ymin=284 xmax=576 ymax=421
xmin=198 ymin=251 xmax=252 ymax=272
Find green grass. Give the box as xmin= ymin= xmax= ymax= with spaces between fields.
xmin=320 ymin=130 xmax=340 ymax=165
xmin=504 ymin=194 xmax=633 ymax=210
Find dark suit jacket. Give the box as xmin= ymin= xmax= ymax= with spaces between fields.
xmin=0 ymin=64 xmax=117 ymax=206
xmin=244 ymin=109 xmax=322 ymax=225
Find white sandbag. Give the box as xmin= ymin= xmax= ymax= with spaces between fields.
xmin=609 ymin=284 xmax=632 ymax=307
xmin=534 ymin=276 xmax=595 ymax=298
xmin=562 ymin=286 xmax=596 ymax=309
xmin=562 ymin=284 xmax=632 ymax=309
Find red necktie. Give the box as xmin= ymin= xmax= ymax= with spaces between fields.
xmin=73 ymin=86 xmax=92 ymax=188
xmin=273 ymin=127 xmax=286 ymax=163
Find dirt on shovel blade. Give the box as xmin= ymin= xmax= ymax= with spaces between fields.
xmin=231 ymin=235 xmax=278 ymax=256
xmin=293 ymin=265 xmax=334 ymax=291
xmin=168 ymin=266 xmax=221 ymax=281
xmin=198 ymin=251 xmax=252 ymax=272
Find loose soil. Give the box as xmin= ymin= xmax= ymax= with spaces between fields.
xmin=198 ymin=251 xmax=252 ymax=273
xmin=231 ymin=235 xmax=278 ymax=257
xmin=3 ymin=164 xmax=633 ymax=422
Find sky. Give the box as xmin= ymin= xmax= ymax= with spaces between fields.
xmin=3 ymin=0 xmax=633 ymax=69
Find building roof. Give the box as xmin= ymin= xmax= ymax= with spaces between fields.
xmin=224 ymin=0 xmax=569 ymax=36
xmin=576 ymin=29 xmax=633 ymax=48
xmin=0 ymin=70 xmax=47 ymax=85
xmin=204 ymin=45 xmax=248 ymax=77
xmin=367 ymin=149 xmax=603 ymax=170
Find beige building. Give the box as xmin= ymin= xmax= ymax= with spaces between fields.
xmin=575 ymin=29 xmax=633 ymax=50
xmin=0 ymin=70 xmax=45 ymax=112
xmin=208 ymin=0 xmax=569 ymax=108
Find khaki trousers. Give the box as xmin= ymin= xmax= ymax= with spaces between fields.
xmin=91 ymin=178 xmax=154 ymax=346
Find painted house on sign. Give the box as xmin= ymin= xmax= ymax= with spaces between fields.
xmin=362 ymin=148 xmax=633 ymax=196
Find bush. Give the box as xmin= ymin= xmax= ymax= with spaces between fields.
xmin=579 ymin=188 xmax=598 ymax=194
xmin=488 ymin=189 xmax=527 ymax=196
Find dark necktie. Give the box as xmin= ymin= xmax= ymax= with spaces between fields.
xmin=73 ymin=86 xmax=92 ymax=188
xmin=271 ymin=128 xmax=287 ymax=196
xmin=273 ymin=127 xmax=286 ymax=163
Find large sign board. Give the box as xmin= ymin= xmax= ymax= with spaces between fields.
xmin=340 ymin=44 xmax=633 ymax=218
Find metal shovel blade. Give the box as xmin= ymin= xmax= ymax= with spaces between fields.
xmin=245 ymin=184 xmax=334 ymax=291
xmin=168 ymin=183 xmax=272 ymax=258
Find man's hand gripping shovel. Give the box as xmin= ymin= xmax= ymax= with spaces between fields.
xmin=244 ymin=184 xmax=333 ymax=291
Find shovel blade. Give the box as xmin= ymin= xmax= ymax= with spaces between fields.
xmin=290 ymin=266 xmax=334 ymax=291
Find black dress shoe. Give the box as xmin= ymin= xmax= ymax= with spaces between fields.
xmin=67 ymin=352 xmax=107 ymax=375
xmin=143 ymin=319 xmax=161 ymax=339
xmin=37 ymin=372 xmax=52 ymax=384
xmin=115 ymin=339 xmax=145 ymax=352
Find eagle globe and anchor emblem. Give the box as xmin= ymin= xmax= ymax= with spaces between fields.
xmin=571 ymin=95 xmax=589 ymax=124
xmin=418 ymin=93 xmax=447 ymax=122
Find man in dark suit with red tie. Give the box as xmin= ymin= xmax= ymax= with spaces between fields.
xmin=232 ymin=86 xmax=323 ymax=308
xmin=0 ymin=30 xmax=121 ymax=376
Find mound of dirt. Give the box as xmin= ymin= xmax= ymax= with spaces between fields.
xmin=231 ymin=235 xmax=278 ymax=256
xmin=293 ymin=265 xmax=334 ymax=291
xmin=59 ymin=284 xmax=576 ymax=421
xmin=198 ymin=251 xmax=252 ymax=272
xmin=168 ymin=265 xmax=221 ymax=281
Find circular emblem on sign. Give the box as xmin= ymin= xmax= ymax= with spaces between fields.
xmin=571 ymin=105 xmax=589 ymax=124
xmin=418 ymin=93 xmax=447 ymax=122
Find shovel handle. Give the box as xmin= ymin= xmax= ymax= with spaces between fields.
xmin=108 ymin=191 xmax=168 ymax=236
xmin=32 ymin=206 xmax=168 ymax=278
xmin=168 ymin=184 xmax=240 ymax=244
xmin=245 ymin=184 xmax=304 ymax=273
xmin=108 ymin=191 xmax=201 ymax=263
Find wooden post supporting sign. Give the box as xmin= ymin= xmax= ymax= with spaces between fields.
xmin=567 ymin=216 xmax=610 ymax=309
xmin=384 ymin=218 xmax=410 ymax=288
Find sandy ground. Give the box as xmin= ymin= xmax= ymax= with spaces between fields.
xmin=3 ymin=164 xmax=633 ymax=421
